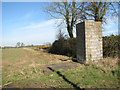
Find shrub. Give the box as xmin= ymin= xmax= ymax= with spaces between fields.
xmin=49 ymin=35 xmax=119 ymax=58
xmin=103 ymin=35 xmax=119 ymax=58
xmin=36 ymin=46 xmax=49 ymax=50
xmin=49 ymin=38 xmax=76 ymax=57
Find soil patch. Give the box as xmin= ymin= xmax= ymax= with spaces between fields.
xmin=39 ymin=62 xmax=82 ymax=74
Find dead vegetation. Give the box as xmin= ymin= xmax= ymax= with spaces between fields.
xmin=85 ymin=57 xmax=118 ymax=69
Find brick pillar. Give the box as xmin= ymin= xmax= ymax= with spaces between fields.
xmin=76 ymin=21 xmax=103 ymax=63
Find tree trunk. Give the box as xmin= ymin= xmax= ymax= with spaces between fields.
xmin=67 ymin=25 xmax=73 ymax=38
xmin=95 ymin=17 xmax=102 ymax=22
xmin=95 ymin=17 xmax=99 ymax=21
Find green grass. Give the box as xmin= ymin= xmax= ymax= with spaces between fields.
xmin=26 ymin=47 xmax=36 ymax=50
xmin=59 ymin=66 xmax=119 ymax=88
xmin=2 ymin=48 xmax=120 ymax=88
xmin=2 ymin=48 xmax=26 ymax=63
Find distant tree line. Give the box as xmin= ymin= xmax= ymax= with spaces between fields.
xmin=16 ymin=42 xmax=25 ymax=48
xmin=2 ymin=43 xmax=51 ymax=49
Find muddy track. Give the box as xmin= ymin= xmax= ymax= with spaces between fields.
xmin=39 ymin=62 xmax=84 ymax=74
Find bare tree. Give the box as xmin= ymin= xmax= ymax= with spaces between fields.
xmin=43 ymin=1 xmax=118 ymax=37
xmin=21 ymin=43 xmax=25 ymax=47
xmin=43 ymin=1 xmax=85 ymax=38
xmin=84 ymin=2 xmax=118 ymax=22
xmin=16 ymin=42 xmax=20 ymax=48
xmin=56 ymin=29 xmax=65 ymax=40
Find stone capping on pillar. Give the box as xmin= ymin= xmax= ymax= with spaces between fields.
xmin=76 ymin=21 xmax=103 ymax=63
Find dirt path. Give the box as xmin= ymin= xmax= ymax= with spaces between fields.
xmin=39 ymin=61 xmax=83 ymax=73
xmin=23 ymin=48 xmax=39 ymax=53
xmin=23 ymin=48 xmax=81 ymax=71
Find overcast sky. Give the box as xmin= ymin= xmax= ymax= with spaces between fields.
xmin=2 ymin=2 xmax=118 ymax=47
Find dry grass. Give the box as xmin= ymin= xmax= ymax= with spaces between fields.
xmin=2 ymin=48 xmax=119 ymax=88
xmin=85 ymin=57 xmax=118 ymax=70
xmin=2 ymin=48 xmax=71 ymax=87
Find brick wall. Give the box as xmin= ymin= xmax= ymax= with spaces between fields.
xmin=76 ymin=21 xmax=103 ymax=63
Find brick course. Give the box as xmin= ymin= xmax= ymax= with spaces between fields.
xmin=76 ymin=21 xmax=103 ymax=63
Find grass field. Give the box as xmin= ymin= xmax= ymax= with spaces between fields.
xmin=2 ymin=48 xmax=120 ymax=88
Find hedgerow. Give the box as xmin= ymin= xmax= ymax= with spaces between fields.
xmin=49 ymin=35 xmax=119 ymax=58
